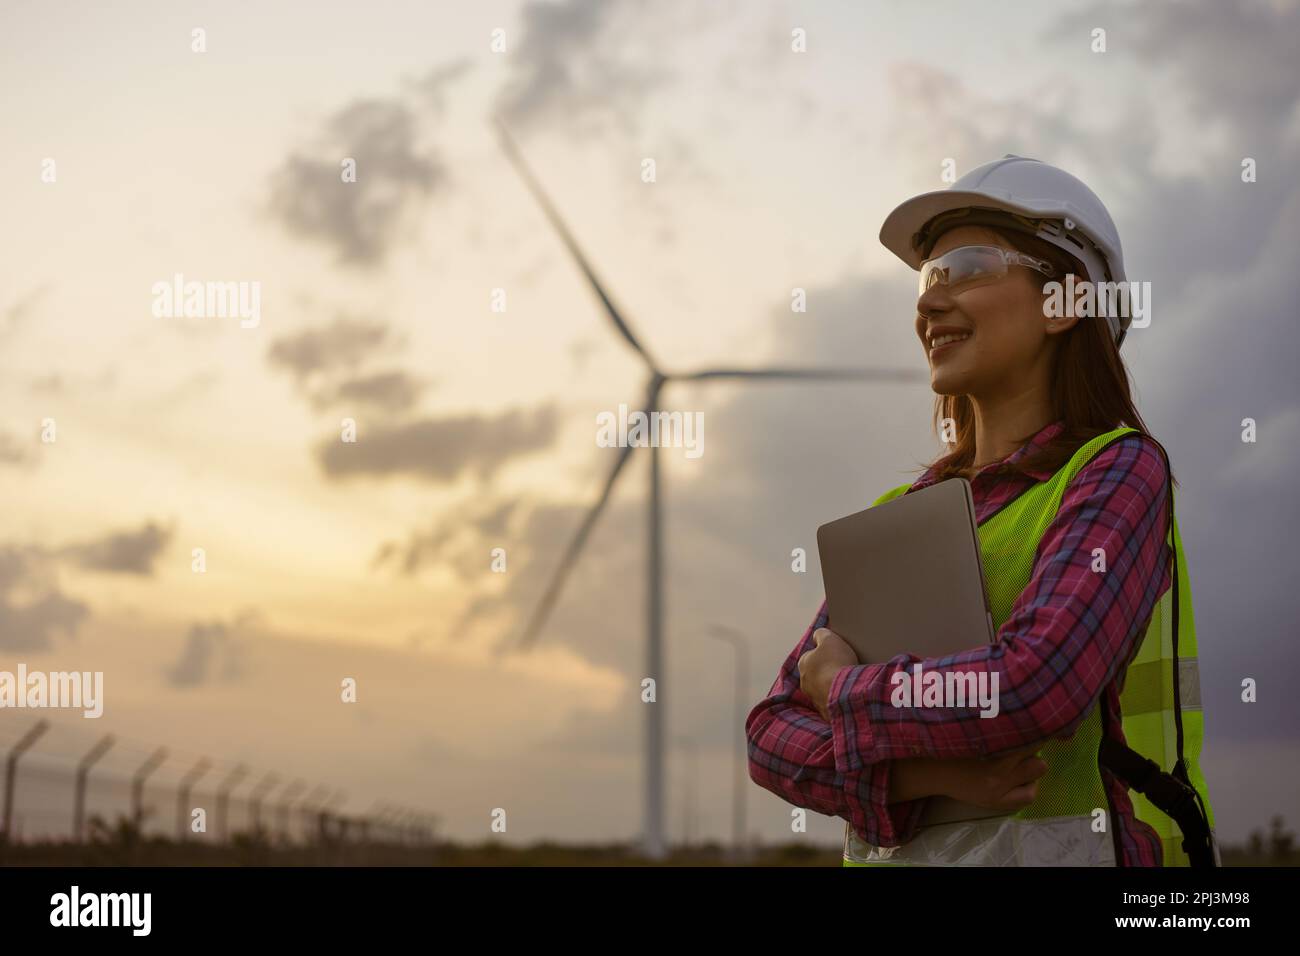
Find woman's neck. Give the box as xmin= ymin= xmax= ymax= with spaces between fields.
xmin=968 ymin=392 xmax=1056 ymax=469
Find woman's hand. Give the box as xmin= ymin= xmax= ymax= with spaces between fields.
xmin=798 ymin=627 xmax=860 ymax=721
xmin=927 ymin=744 xmax=1049 ymax=811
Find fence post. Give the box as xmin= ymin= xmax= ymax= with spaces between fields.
xmin=176 ymin=758 xmax=210 ymax=842
xmin=215 ymin=764 xmax=248 ymax=843
xmin=248 ymin=772 xmax=281 ymax=839
xmin=73 ymin=734 xmax=115 ymax=842
xmin=277 ymin=780 xmax=307 ymax=844
xmin=131 ymin=748 xmax=168 ymax=833
xmin=323 ymin=790 xmax=346 ymax=841
xmin=2 ymin=720 xmax=50 ymax=845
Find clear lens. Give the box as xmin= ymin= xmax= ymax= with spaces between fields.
xmin=919 ymin=245 xmax=1012 ymax=295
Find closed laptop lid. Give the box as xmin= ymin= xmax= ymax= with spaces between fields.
xmin=816 ymin=477 xmax=995 ymax=666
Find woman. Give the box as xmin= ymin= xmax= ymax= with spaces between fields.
xmin=746 ymin=156 xmax=1217 ymax=867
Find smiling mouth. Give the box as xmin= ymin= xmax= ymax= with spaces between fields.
xmin=929 ymin=332 xmax=971 ymax=358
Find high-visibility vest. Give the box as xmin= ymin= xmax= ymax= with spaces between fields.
xmin=842 ymin=426 xmax=1217 ymax=866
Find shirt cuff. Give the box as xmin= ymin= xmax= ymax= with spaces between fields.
xmin=846 ymin=754 xmax=930 ymax=847
xmin=828 ymin=662 xmax=883 ymax=773
xmin=830 ymin=664 xmax=929 ymax=847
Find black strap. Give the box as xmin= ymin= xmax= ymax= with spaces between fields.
xmin=1099 ymin=738 xmax=1215 ymax=867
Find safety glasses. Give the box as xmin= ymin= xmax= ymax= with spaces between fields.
xmin=918 ymin=245 xmax=1056 ymax=295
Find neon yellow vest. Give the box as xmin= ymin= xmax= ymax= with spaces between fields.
xmin=843 ymin=426 xmax=1216 ymax=866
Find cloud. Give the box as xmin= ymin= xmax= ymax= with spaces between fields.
xmin=1057 ymin=0 xmax=1300 ymax=141
xmin=315 ymin=370 xmax=427 ymax=414
xmin=0 ymin=430 xmax=29 ymax=467
xmin=61 ymin=521 xmax=173 ymax=576
xmin=1 ymin=285 xmax=51 ymax=339
xmin=375 ymin=499 xmax=520 ymax=577
xmin=495 ymin=0 xmax=669 ymax=136
xmin=403 ymin=59 xmax=474 ymax=115
xmin=267 ymin=317 xmax=395 ymax=383
xmin=316 ymin=405 xmax=560 ymax=483
xmin=268 ymin=319 xmax=426 ymax=414
xmin=266 ymin=98 xmax=446 ymax=266
xmin=166 ymin=619 xmax=248 ymax=688
xmin=0 ymin=547 xmax=89 ymax=652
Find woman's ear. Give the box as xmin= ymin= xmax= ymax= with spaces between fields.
xmin=1041 ymin=269 xmax=1085 ymax=336
xmin=1045 ymin=311 xmax=1083 ymax=336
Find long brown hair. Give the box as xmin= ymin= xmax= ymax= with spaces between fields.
xmin=921 ymin=219 xmax=1174 ymax=487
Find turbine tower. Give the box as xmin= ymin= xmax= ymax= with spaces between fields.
xmin=495 ymin=121 xmax=923 ymax=859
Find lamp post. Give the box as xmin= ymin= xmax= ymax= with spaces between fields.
xmin=708 ymin=624 xmax=752 ymax=860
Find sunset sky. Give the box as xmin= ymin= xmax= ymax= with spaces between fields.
xmin=2 ymin=0 xmax=1297 ymax=848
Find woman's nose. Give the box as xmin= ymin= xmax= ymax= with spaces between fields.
xmin=916 ymin=281 xmax=955 ymax=320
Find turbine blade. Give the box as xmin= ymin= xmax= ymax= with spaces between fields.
xmin=494 ymin=119 xmax=659 ymax=370
xmin=516 ymin=440 xmax=638 ymax=651
xmin=679 ymin=367 xmax=924 ymax=383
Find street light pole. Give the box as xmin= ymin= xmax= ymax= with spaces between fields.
xmin=708 ymin=624 xmax=752 ymax=860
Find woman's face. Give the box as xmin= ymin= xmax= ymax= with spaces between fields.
xmin=914 ymin=225 xmax=1064 ymax=398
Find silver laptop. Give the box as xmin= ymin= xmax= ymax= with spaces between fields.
xmin=816 ymin=477 xmax=1007 ymax=828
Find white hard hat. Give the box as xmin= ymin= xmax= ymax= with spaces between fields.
xmin=879 ymin=155 xmax=1130 ymax=348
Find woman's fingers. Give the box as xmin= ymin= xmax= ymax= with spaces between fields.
xmin=1007 ymin=750 xmax=1048 ymax=779
xmin=998 ymin=781 xmax=1039 ymax=809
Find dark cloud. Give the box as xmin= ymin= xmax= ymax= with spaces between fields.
xmin=0 ymin=547 xmax=89 ymax=652
xmin=1 ymin=285 xmax=51 ymax=339
xmin=267 ymin=317 xmax=394 ymax=382
xmin=316 ymin=405 xmax=559 ymax=483
xmin=495 ymin=0 xmax=668 ymax=136
xmin=266 ymin=98 xmax=445 ymax=266
xmin=0 ymin=430 xmax=28 ymax=467
xmin=62 ymin=521 xmax=173 ymax=576
xmin=166 ymin=619 xmax=248 ymax=688
xmin=375 ymin=500 xmax=519 ymax=577
xmin=316 ymin=370 xmax=427 ymax=414
xmin=1056 ymin=0 xmax=1300 ymax=139
xmin=403 ymin=59 xmax=474 ymax=115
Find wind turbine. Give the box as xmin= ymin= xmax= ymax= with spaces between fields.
xmin=495 ymin=120 xmax=923 ymax=859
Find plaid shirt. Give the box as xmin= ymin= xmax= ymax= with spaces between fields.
xmin=746 ymin=419 xmax=1170 ymax=866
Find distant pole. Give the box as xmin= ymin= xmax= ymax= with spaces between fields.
xmin=298 ymin=784 xmax=328 ymax=842
xmin=320 ymin=790 xmax=344 ymax=841
xmin=374 ymin=803 xmax=404 ymax=844
xmin=709 ymin=624 xmax=752 ymax=860
xmin=645 ymin=412 xmax=666 ymax=860
xmin=73 ymin=735 xmax=115 ymax=842
xmin=176 ymin=758 xmax=211 ymax=841
xmin=277 ymin=780 xmax=307 ymax=843
xmin=373 ymin=802 xmax=399 ymax=843
xmin=131 ymin=747 xmax=168 ymax=832
xmin=2 ymin=720 xmax=49 ymax=843
xmin=215 ymin=764 xmax=248 ymax=842
xmin=322 ymin=790 xmax=345 ymax=841
xmin=248 ymin=773 xmax=281 ymax=837
xmin=677 ymin=735 xmax=696 ymax=850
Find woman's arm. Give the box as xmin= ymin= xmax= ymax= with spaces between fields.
xmin=745 ymin=600 xmax=932 ymax=846
xmin=746 ymin=607 xmax=1049 ymax=845
xmin=826 ymin=434 xmax=1173 ymax=773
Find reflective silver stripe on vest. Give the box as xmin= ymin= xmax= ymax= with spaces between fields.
xmin=1122 ymin=657 xmax=1202 ymax=714
xmin=843 ymin=816 xmax=1117 ymax=867
xmin=1179 ymin=658 xmax=1201 ymax=710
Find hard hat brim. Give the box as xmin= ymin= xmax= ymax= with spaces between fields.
xmin=879 ymin=189 xmax=1042 ymax=270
